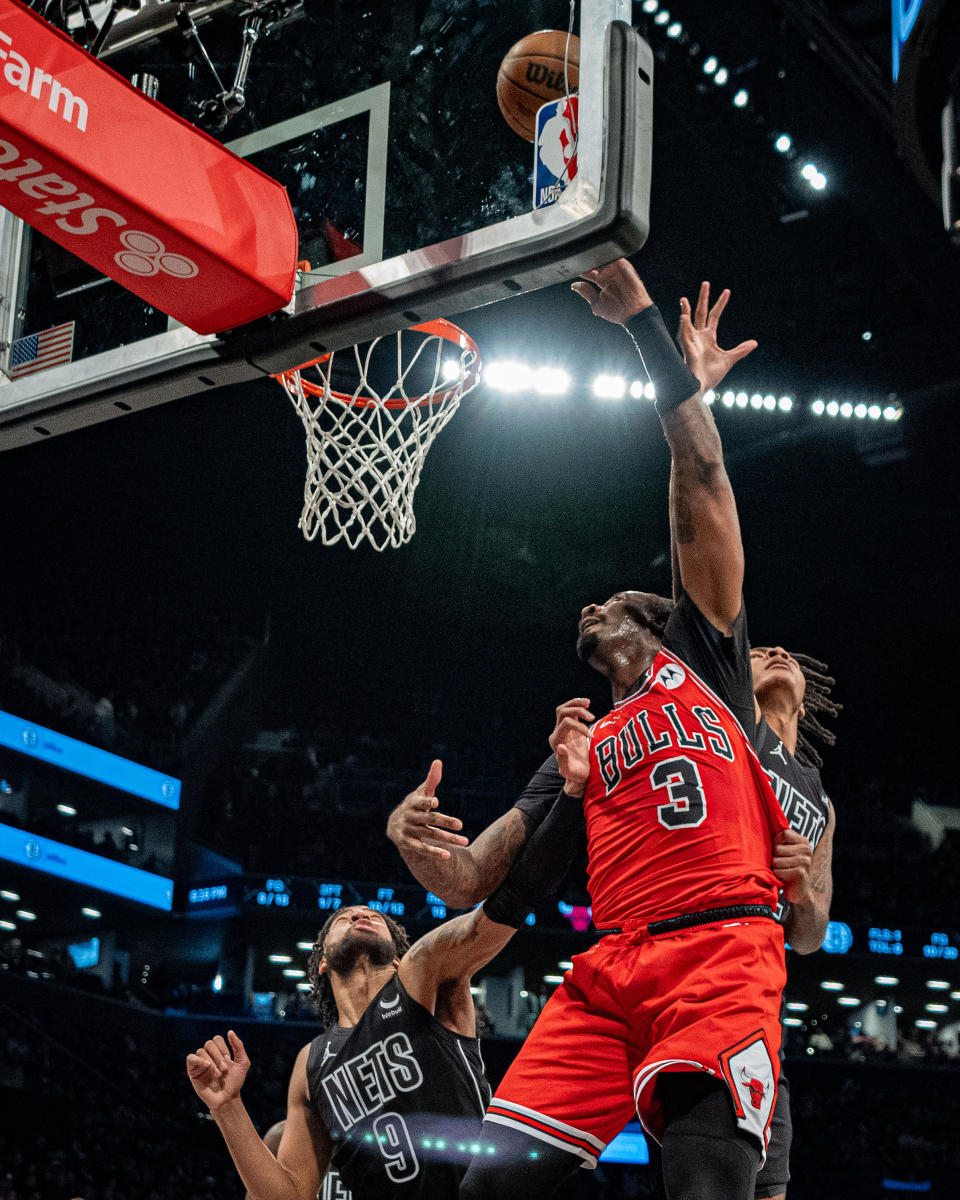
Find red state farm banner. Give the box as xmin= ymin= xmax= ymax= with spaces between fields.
xmin=0 ymin=0 xmax=298 ymax=334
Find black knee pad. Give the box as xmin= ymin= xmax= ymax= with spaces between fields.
xmin=659 ymin=1074 xmax=761 ymax=1200
xmin=459 ymin=1121 xmax=581 ymax=1199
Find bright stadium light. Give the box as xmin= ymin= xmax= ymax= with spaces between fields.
xmin=826 ymin=401 xmax=840 ymax=417
xmin=703 ymin=56 xmax=718 ymax=74
xmin=722 ymin=390 xmax=735 ymax=407
xmin=840 ymin=402 xmax=853 ymax=418
xmin=810 ymin=171 xmax=827 ymax=190
xmin=763 ymin=394 xmax=776 ymax=411
xmin=283 ymin=968 xmax=306 ymax=978
xmin=643 ymin=381 xmax=656 ymax=400
xmin=269 ymin=954 xmax=292 ymax=963
xmin=16 ymin=910 xmax=36 ymax=921
xmin=820 ymin=980 xmax=844 ymax=991
xmin=81 ymin=907 xmax=101 ymax=918
xmin=0 ymin=890 xmax=18 ymax=901
xmin=854 ymin=403 xmax=868 ymax=419
xmin=533 ymin=367 xmax=570 ymax=396
xmin=641 ymin=0 xmax=659 ymax=11
xmin=485 ymin=360 xmax=534 ymax=393
xmin=837 ymin=997 xmax=860 ymax=1007
xmin=926 ymin=1003 xmax=949 ymax=1013
xmin=441 ymin=359 xmax=461 ymax=381
xmin=714 ymin=67 xmax=729 ymax=85
xmin=629 ymin=380 xmax=646 ymax=398
xmin=868 ymin=404 xmax=882 ymax=419
xmin=811 ymin=399 xmax=825 ymax=415
xmin=883 ymin=405 xmax=902 ymax=421
xmin=0 ymin=920 xmax=15 ymax=931
xmin=543 ymin=974 xmax=565 ymax=984
xmin=801 ymin=163 xmax=818 ymax=180
xmin=654 ymin=11 xmax=670 ymax=27
xmin=666 ymin=21 xmax=682 ymax=38
xmin=926 ymin=980 xmax=951 ymax=990
xmin=783 ymin=1017 xmax=803 ymax=1027
xmin=703 ymin=389 xmax=716 ymax=404
xmin=296 ymin=941 xmax=314 ymax=951
xmin=750 ymin=393 xmax=763 ymax=409
xmin=915 ymin=1019 xmax=938 ymax=1029
xmin=775 ymin=134 xmax=792 ymax=153
xmin=592 ymin=374 xmax=627 ymax=399
xmin=874 ymin=975 xmax=899 ymax=986
xmin=57 ymin=804 xmax=77 ymax=815
xmin=786 ymin=1001 xmax=808 ymax=1011
xmin=733 ymin=89 xmax=749 ymax=108
xmin=735 ymin=392 xmax=748 ymax=408
xmin=778 ymin=396 xmax=793 ymax=411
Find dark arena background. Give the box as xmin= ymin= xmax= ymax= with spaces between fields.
xmin=2 ymin=1 xmax=960 ymax=1199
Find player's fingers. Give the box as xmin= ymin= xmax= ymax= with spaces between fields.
xmin=425 ymin=811 xmax=464 ymax=832
xmin=554 ymin=703 xmax=595 ymax=725
xmin=422 ymin=843 xmax=452 ymax=861
xmin=571 ymin=282 xmax=598 ymax=305
xmin=694 ymin=281 xmax=711 ymax=327
xmin=227 ymin=1031 xmax=249 ymax=1065
xmin=422 ymin=759 xmax=442 ymax=798
xmin=707 ymin=288 xmax=731 ymax=328
xmin=725 ymin=339 xmax=758 ymax=366
xmin=186 ymin=1052 xmax=210 ymax=1073
xmin=555 ymin=697 xmax=591 ymax=716
xmin=204 ymin=1039 xmax=227 ymax=1070
xmin=424 ymin=825 xmax=469 ymax=847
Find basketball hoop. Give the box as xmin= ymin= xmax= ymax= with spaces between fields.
xmin=274 ymin=320 xmax=481 ymax=550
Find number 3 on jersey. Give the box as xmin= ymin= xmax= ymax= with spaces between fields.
xmin=372 ymin=1112 xmax=419 ymax=1183
xmin=652 ymin=756 xmax=708 ymax=828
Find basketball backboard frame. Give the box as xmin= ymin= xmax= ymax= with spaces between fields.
xmin=0 ymin=0 xmax=652 ymax=450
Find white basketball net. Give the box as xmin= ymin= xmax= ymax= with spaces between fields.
xmin=276 ymin=321 xmax=480 ymax=550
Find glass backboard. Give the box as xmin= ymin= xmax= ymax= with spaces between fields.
xmin=0 ymin=0 xmax=652 ymax=448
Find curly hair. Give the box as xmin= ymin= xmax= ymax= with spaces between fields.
xmin=306 ymin=910 xmax=411 ymax=1029
xmin=791 ymin=652 xmax=842 ymax=770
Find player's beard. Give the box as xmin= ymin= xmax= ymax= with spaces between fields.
xmin=325 ymin=929 xmax=396 ymax=974
xmin=576 ymin=628 xmax=599 ymax=661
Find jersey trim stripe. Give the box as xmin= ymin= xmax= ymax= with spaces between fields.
xmin=484 ymin=1099 xmax=605 ymax=1165
xmin=457 ymin=1041 xmax=488 ymax=1119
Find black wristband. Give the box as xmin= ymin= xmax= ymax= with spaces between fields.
xmin=622 ymin=305 xmax=701 ymax=417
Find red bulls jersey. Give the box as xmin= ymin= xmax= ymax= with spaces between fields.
xmin=585 ymin=600 xmax=788 ymax=928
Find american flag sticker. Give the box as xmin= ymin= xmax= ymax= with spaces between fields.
xmin=6 ymin=322 xmax=75 ymax=379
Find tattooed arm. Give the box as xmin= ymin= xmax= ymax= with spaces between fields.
xmin=387 ymin=760 xmax=554 ymax=909
xmin=780 ymin=805 xmax=835 ymax=954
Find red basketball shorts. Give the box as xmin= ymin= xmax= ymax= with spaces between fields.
xmin=485 ymin=918 xmax=786 ymax=1168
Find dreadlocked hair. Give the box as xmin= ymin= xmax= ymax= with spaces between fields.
xmin=791 ymin=652 xmax=842 ymax=769
xmin=306 ymin=911 xmax=411 ymax=1029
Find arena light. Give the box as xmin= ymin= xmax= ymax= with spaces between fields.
xmin=778 ymin=396 xmax=793 ymax=411
xmin=441 ymin=359 xmax=461 ymax=382
xmin=121 ymin=826 xmax=134 ymax=836
xmin=862 ymin=330 xmax=873 ymax=341
xmin=820 ymin=980 xmax=844 ymax=991
xmin=714 ymin=67 xmax=729 ymax=85
xmin=883 ymin=405 xmax=902 ymax=421
xmin=296 ymin=981 xmax=312 ymax=992
xmin=762 ymin=394 xmax=776 ymax=411
xmin=483 ymin=360 xmax=532 ymax=393
xmin=212 ymin=974 xmax=223 ymax=992
xmin=703 ymin=389 xmax=716 ymax=404
xmin=269 ymin=953 xmax=292 ymax=963
xmin=826 ymin=401 xmax=840 ymax=417
xmin=733 ymin=89 xmax=749 ymax=108
xmin=653 ymin=10 xmax=670 ymax=27
xmin=592 ymin=374 xmax=627 ymax=399
xmin=926 ymin=979 xmax=951 ymax=990
xmin=643 ymin=381 xmax=656 ymax=400
xmin=543 ymin=974 xmax=565 ymax=984
xmin=0 ymin=919 xmax=14 ymax=930
xmin=57 ymin=804 xmax=77 ymax=816
xmin=641 ymin=0 xmax=659 ymax=11
xmin=854 ymin=403 xmax=868 ymax=418
xmin=868 ymin=404 xmax=882 ymax=419
xmin=558 ymin=960 xmax=574 ymax=970
xmin=875 ymin=975 xmax=899 ymax=986
xmin=629 ymin=380 xmax=646 ymax=398
xmin=296 ymin=941 xmax=314 ymax=951
xmin=533 ymin=367 xmax=570 ymax=396
xmin=915 ymin=1019 xmax=938 ymax=1029
xmin=15 ymin=909 xmax=36 ymax=920
xmin=801 ymin=163 xmax=818 ymax=181
xmin=926 ymin=1003 xmax=949 ymax=1013
xmin=837 ymin=996 xmax=861 ymax=1007
xmin=0 ymin=889 xmax=19 ymax=901
xmin=703 ymin=56 xmax=718 ymax=75
xmin=840 ymin=402 xmax=853 ymax=418
xmin=774 ymin=134 xmax=792 ymax=153
xmin=469 ymin=986 xmax=482 ymax=995
xmin=81 ymin=907 xmax=101 ymax=918
xmin=894 ymin=1005 xmax=903 ymax=1014
xmin=809 ymin=171 xmax=828 ymax=191
xmin=666 ymin=21 xmax=683 ymax=39
xmin=785 ymin=1001 xmax=808 ymax=1011
xmin=735 ymin=391 xmax=748 ymax=408
xmin=283 ymin=968 xmax=306 ymax=978
xmin=783 ymin=1017 xmax=803 ymax=1027
xmin=812 ymin=399 xmax=825 ymax=415
xmin=750 ymin=393 xmax=763 ymax=409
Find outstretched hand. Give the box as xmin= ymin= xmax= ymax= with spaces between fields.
xmin=386 ymin=759 xmax=469 ymax=862
xmin=186 ymin=1031 xmax=250 ymax=1112
xmin=678 ymin=281 xmax=757 ymax=392
xmin=571 ymin=260 xmax=653 ymax=325
xmin=549 ymin=698 xmax=594 ymax=797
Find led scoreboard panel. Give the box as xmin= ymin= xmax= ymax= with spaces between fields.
xmin=187 ymin=875 xmax=454 ymax=923
xmin=820 ymin=920 xmax=960 ymax=960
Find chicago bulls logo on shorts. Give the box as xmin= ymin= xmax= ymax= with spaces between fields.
xmin=718 ymin=1031 xmax=777 ymax=1148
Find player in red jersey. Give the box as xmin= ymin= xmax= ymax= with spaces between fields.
xmin=452 ymin=260 xmax=788 ymax=1200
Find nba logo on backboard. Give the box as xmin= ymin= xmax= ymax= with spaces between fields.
xmin=533 ymin=96 xmax=579 ymax=210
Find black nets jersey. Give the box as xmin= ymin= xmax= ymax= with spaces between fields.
xmin=753 ymin=716 xmax=831 ymax=921
xmin=306 ymin=975 xmax=490 ymax=1200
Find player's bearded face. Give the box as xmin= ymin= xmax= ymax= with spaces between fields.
xmin=324 ymin=911 xmax=397 ymax=974
xmin=576 ymin=592 xmax=658 ymax=661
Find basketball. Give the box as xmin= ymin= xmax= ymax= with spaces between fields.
xmin=497 ymin=29 xmax=581 ymax=143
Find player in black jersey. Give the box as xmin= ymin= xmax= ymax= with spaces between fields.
xmin=186 ymin=761 xmax=582 ymax=1200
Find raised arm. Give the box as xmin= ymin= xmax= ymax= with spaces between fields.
xmin=573 ymin=262 xmax=756 ymax=634
xmin=386 ymin=758 xmax=560 ymax=908
xmin=187 ymin=1036 xmax=328 ymax=1200
xmin=778 ymin=805 xmax=835 ymax=954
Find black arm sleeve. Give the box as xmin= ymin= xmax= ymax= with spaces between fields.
xmin=512 ymin=755 xmax=565 ymax=828
xmin=662 ymin=587 xmax=756 ymax=738
xmin=483 ymin=789 xmax=586 ymax=928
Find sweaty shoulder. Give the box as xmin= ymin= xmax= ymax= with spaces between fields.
xmin=661 ymin=587 xmax=755 ymax=737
